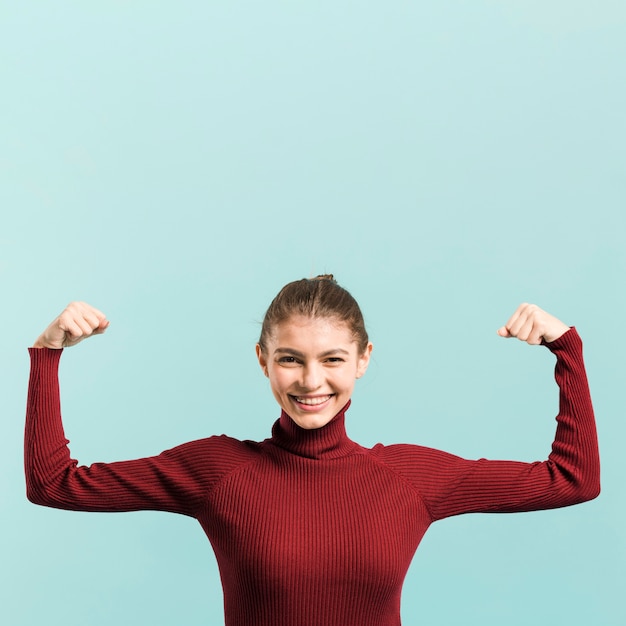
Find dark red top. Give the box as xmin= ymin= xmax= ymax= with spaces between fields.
xmin=25 ymin=328 xmax=600 ymax=626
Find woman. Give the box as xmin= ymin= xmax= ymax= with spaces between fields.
xmin=25 ymin=275 xmax=600 ymax=626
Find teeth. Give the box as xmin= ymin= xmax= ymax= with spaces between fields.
xmin=295 ymin=395 xmax=331 ymax=406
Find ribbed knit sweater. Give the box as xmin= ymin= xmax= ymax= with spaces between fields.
xmin=25 ymin=328 xmax=600 ymax=626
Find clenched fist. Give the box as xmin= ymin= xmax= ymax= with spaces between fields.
xmin=497 ymin=303 xmax=569 ymax=345
xmin=32 ymin=302 xmax=109 ymax=349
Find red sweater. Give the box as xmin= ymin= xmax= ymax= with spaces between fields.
xmin=25 ymin=328 xmax=600 ymax=626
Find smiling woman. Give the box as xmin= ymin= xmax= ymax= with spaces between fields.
xmin=24 ymin=275 xmax=600 ymax=626
xmin=257 ymin=315 xmax=372 ymax=430
xmin=255 ymin=277 xmax=372 ymax=429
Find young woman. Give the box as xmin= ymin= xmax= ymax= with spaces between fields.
xmin=25 ymin=275 xmax=600 ymax=626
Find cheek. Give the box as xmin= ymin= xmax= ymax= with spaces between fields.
xmin=333 ymin=371 xmax=355 ymax=392
xmin=268 ymin=368 xmax=291 ymax=392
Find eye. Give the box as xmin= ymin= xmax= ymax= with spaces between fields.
xmin=277 ymin=356 xmax=300 ymax=365
xmin=325 ymin=357 xmax=345 ymax=364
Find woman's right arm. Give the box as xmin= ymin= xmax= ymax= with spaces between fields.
xmin=25 ymin=303 xmax=249 ymax=517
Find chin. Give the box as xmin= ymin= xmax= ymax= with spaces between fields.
xmin=291 ymin=413 xmax=335 ymax=430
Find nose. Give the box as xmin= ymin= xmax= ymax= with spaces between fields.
xmin=300 ymin=363 xmax=323 ymax=391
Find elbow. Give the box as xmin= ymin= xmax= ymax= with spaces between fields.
xmin=26 ymin=484 xmax=48 ymax=507
xmin=554 ymin=457 xmax=601 ymax=506
xmin=26 ymin=477 xmax=59 ymax=508
xmin=582 ymin=479 xmax=601 ymax=503
xmin=25 ymin=463 xmax=82 ymax=510
xmin=579 ymin=462 xmax=602 ymax=503
xmin=569 ymin=476 xmax=601 ymax=505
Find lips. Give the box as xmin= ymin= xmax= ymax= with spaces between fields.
xmin=290 ymin=394 xmax=334 ymax=406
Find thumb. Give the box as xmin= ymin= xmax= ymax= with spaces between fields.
xmin=497 ymin=326 xmax=511 ymax=338
xmin=93 ymin=320 xmax=110 ymax=335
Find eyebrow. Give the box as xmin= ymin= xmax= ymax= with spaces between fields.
xmin=274 ymin=348 xmax=351 ymax=358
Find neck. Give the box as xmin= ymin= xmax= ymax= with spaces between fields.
xmin=270 ymin=400 xmax=357 ymax=460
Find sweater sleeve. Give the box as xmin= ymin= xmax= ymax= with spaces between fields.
xmin=24 ymin=348 xmax=253 ymax=517
xmin=377 ymin=327 xmax=600 ymax=522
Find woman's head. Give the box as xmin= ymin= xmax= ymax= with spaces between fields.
xmin=256 ymin=275 xmax=372 ymax=429
xmin=258 ymin=275 xmax=369 ymax=356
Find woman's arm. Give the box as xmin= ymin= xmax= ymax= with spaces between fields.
xmin=24 ymin=303 xmax=249 ymax=517
xmin=377 ymin=305 xmax=601 ymax=521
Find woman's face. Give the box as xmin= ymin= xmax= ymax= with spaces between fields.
xmin=256 ymin=315 xmax=373 ymax=430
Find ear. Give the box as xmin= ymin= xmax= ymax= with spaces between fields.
xmin=356 ymin=342 xmax=373 ymax=379
xmin=256 ymin=344 xmax=269 ymax=377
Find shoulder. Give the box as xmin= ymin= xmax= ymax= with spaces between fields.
xmin=361 ymin=443 xmax=473 ymax=515
xmin=365 ymin=442 xmax=468 ymax=487
xmin=163 ymin=433 xmax=262 ymax=460
xmin=368 ymin=441 xmax=463 ymax=468
xmin=157 ymin=434 xmax=264 ymax=483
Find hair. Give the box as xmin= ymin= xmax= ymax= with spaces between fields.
xmin=258 ymin=274 xmax=369 ymax=354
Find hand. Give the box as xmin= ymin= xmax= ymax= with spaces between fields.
xmin=32 ymin=302 xmax=109 ymax=349
xmin=497 ymin=303 xmax=569 ymax=345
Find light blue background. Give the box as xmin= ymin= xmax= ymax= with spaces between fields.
xmin=2 ymin=2 xmax=624 ymax=624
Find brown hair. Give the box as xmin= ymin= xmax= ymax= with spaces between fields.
xmin=258 ymin=275 xmax=369 ymax=354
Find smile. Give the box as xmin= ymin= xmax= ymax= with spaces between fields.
xmin=290 ymin=395 xmax=334 ymax=406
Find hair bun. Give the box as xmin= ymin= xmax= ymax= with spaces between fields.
xmin=258 ymin=274 xmax=368 ymax=354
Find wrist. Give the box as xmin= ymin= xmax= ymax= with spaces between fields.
xmin=32 ymin=335 xmax=58 ymax=349
xmin=543 ymin=323 xmax=571 ymax=343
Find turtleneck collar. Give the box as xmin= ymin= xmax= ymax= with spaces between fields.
xmin=269 ymin=400 xmax=359 ymax=460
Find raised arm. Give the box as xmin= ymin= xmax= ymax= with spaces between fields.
xmin=25 ymin=303 xmax=249 ymax=518
xmin=378 ymin=304 xmax=600 ymax=522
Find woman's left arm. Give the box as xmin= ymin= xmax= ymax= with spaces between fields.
xmin=380 ymin=305 xmax=600 ymax=521
xmin=493 ymin=303 xmax=601 ymax=504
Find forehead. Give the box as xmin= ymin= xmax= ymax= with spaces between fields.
xmin=268 ymin=315 xmax=355 ymax=349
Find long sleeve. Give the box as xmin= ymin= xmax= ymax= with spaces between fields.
xmin=24 ymin=348 xmax=254 ymax=517
xmin=376 ymin=327 xmax=601 ymax=522
xmin=23 ymin=332 xmax=601 ymax=626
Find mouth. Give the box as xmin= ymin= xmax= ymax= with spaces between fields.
xmin=289 ymin=394 xmax=334 ymax=407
